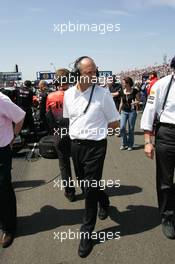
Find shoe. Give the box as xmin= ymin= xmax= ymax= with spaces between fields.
xmin=78 ymin=236 xmax=93 ymax=258
xmin=0 ymin=232 xmax=14 ymax=248
xmin=162 ymin=216 xmax=175 ymax=239
xmin=64 ymin=191 xmax=76 ymax=202
xmin=120 ymin=146 xmax=127 ymax=150
xmin=127 ymin=147 xmax=133 ymax=151
xmin=98 ymin=205 xmax=109 ymax=220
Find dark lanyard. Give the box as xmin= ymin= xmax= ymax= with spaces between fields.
xmin=83 ymin=84 xmax=95 ymax=113
xmin=71 ymin=84 xmax=96 ymax=125
xmin=159 ymin=74 xmax=174 ymax=119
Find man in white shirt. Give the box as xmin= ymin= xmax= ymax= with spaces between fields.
xmin=63 ymin=56 xmax=120 ymax=257
xmin=140 ymin=56 xmax=175 ymax=240
xmin=0 ymin=92 xmax=25 ymax=248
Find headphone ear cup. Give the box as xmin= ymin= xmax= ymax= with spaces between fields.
xmin=71 ymin=68 xmax=80 ymax=82
xmin=75 ymin=68 xmax=80 ymax=78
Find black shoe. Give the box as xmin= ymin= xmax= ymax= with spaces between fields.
xmin=64 ymin=191 xmax=76 ymax=202
xmin=0 ymin=232 xmax=15 ymax=248
xmin=162 ymin=216 xmax=175 ymax=239
xmin=98 ymin=205 xmax=109 ymax=220
xmin=78 ymin=236 xmax=93 ymax=258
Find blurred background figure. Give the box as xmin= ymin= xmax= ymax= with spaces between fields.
xmin=46 ymin=68 xmax=75 ymax=202
xmin=38 ymin=80 xmax=48 ymax=131
xmin=16 ymin=80 xmax=34 ymax=132
xmin=146 ymin=71 xmax=158 ymax=96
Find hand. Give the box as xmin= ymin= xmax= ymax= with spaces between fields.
xmin=144 ymin=143 xmax=154 ymax=159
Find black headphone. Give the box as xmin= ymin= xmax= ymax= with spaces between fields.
xmin=71 ymin=56 xmax=99 ymax=81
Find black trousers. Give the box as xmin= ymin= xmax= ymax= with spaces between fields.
xmin=71 ymin=139 xmax=109 ymax=234
xmin=0 ymin=145 xmax=16 ymax=233
xmin=55 ymin=135 xmax=75 ymax=194
xmin=155 ymin=125 xmax=175 ymax=218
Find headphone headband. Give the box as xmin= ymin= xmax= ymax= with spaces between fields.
xmin=71 ymin=56 xmax=99 ymax=82
xmin=74 ymin=56 xmax=90 ymax=70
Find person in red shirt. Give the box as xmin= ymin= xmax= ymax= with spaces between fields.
xmin=46 ymin=86 xmax=64 ymax=120
xmin=147 ymin=71 xmax=158 ymax=96
xmin=46 ymin=69 xmax=76 ymax=201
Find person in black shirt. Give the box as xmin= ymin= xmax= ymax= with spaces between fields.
xmin=16 ymin=80 xmax=34 ymax=131
xmin=119 ymin=77 xmax=140 ymax=151
xmin=107 ymin=75 xmax=121 ymax=111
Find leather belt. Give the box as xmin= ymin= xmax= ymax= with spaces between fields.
xmin=160 ymin=122 xmax=175 ymax=128
xmin=0 ymin=144 xmax=10 ymax=150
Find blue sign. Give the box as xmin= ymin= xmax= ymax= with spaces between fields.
xmin=98 ymin=71 xmax=112 ymax=77
xmin=0 ymin=72 xmax=22 ymax=81
xmin=36 ymin=72 xmax=55 ymax=80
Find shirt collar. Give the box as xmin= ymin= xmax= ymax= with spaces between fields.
xmin=75 ymin=85 xmax=92 ymax=94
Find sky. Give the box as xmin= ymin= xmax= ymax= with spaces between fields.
xmin=0 ymin=0 xmax=175 ymax=80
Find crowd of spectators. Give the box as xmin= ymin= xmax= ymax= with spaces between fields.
xmin=117 ymin=63 xmax=171 ymax=82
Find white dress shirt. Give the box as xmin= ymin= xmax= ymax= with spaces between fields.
xmin=141 ymin=74 xmax=175 ymax=131
xmin=0 ymin=92 xmax=26 ymax=147
xmin=63 ymin=85 xmax=120 ymax=140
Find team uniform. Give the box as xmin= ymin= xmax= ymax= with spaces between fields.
xmin=141 ymin=74 xmax=175 ymax=218
xmin=63 ymin=85 xmax=120 ymax=236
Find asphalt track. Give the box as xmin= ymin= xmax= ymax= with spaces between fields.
xmin=0 ymin=113 xmax=175 ymax=264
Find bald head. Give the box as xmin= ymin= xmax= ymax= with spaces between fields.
xmin=78 ymin=57 xmax=96 ymax=71
xmin=77 ymin=57 xmax=97 ymax=87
